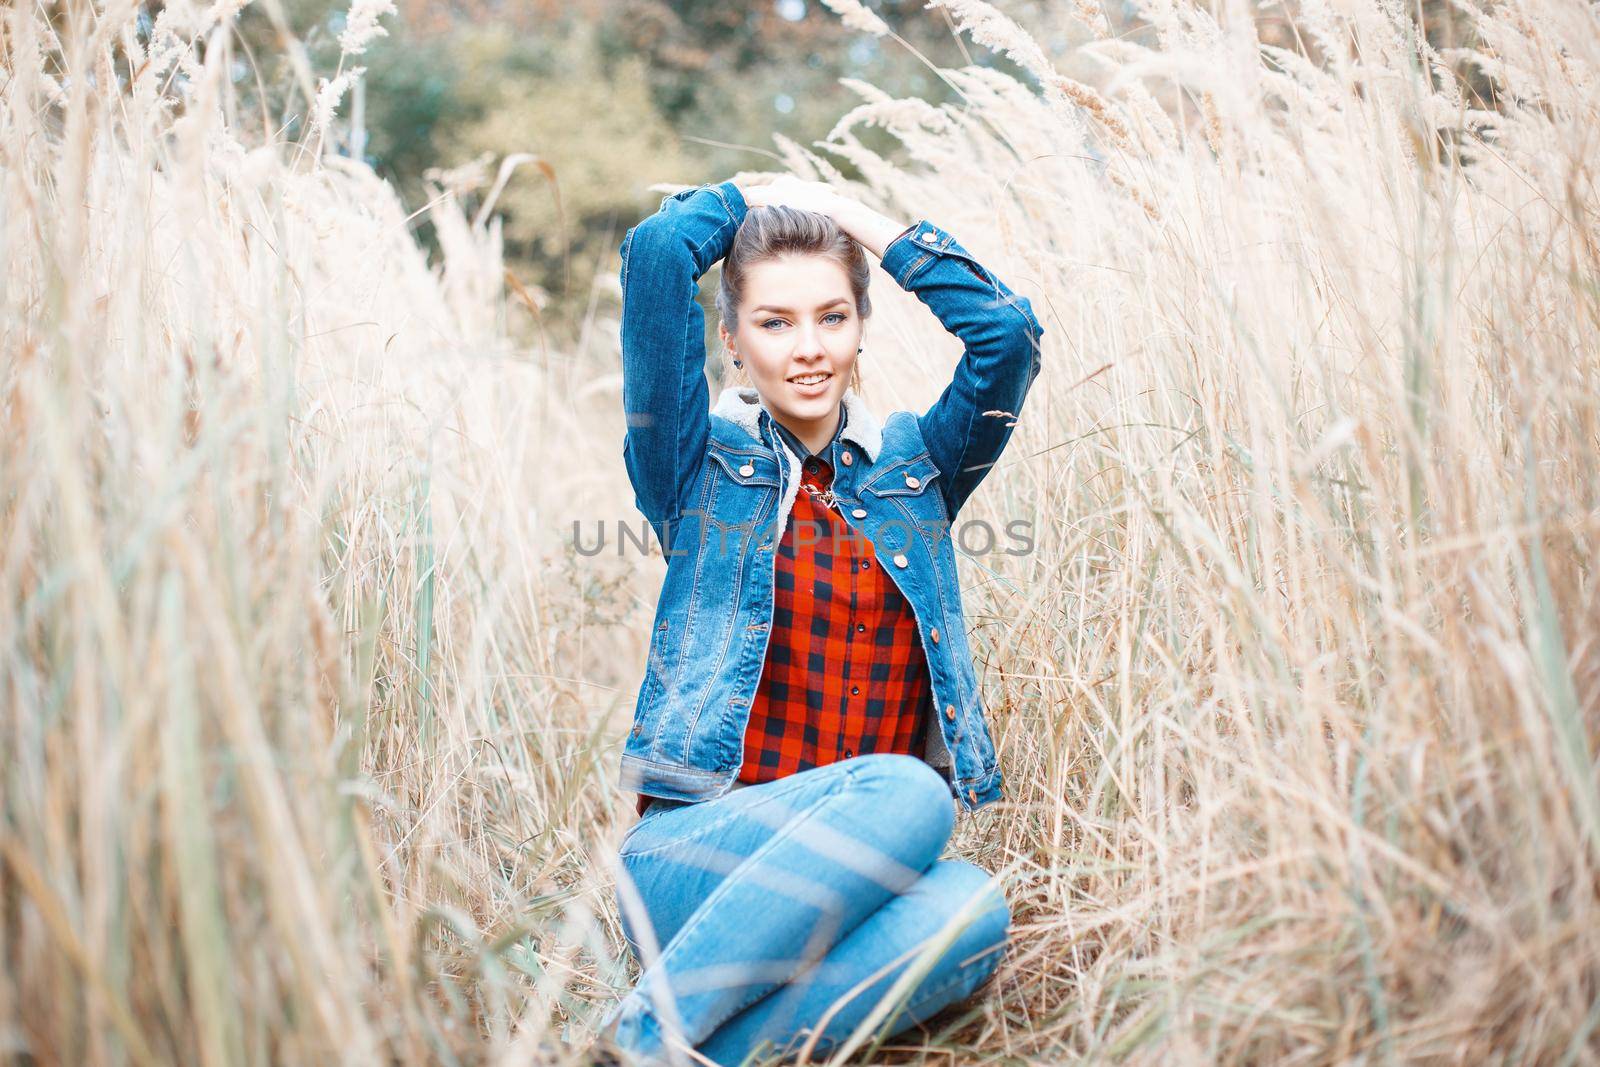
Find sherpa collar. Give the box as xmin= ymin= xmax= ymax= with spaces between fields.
xmin=710 ymin=385 xmax=883 ymax=464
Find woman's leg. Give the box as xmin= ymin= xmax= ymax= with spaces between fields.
xmin=602 ymin=754 xmax=955 ymax=1063
xmin=696 ymin=858 xmax=1010 ymax=1067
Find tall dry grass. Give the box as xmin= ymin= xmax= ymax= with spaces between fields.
xmin=2 ymin=0 xmax=1597 ymax=1063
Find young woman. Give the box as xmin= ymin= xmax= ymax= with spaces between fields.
xmin=595 ymin=175 xmax=1045 ymax=1065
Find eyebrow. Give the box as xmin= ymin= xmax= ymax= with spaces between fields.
xmin=750 ymin=298 xmax=852 ymax=314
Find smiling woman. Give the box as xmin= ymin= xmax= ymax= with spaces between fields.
xmin=598 ymin=175 xmax=1045 ymax=1065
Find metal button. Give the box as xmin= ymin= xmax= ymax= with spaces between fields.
xmin=856 ymin=622 xmax=865 ymax=633
xmin=944 ymin=703 xmax=956 ymax=721
xmin=966 ymin=787 xmax=977 ymax=803
xmin=844 ymin=748 xmax=853 ymax=759
xmin=904 ymin=474 xmax=920 ymax=489
xmin=850 ymin=686 xmax=859 ymax=695
xmin=921 ymin=232 xmax=938 ymax=243
xmin=738 ymin=463 xmax=754 ymax=477
xmin=852 ymin=508 xmax=867 ymax=519
xmin=930 ymin=627 xmax=940 ymax=644
xmin=892 ymin=554 xmax=908 ymax=568
xmin=840 ymin=452 xmax=853 ymax=466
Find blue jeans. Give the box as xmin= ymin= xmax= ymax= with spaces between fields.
xmin=601 ymin=754 xmax=1010 ymax=1065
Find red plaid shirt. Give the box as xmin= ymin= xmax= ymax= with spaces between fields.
xmin=635 ymin=418 xmax=932 ymax=817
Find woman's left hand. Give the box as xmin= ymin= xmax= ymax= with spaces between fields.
xmin=738 ymin=176 xmax=908 ymax=261
xmin=739 ymin=175 xmax=846 ymax=218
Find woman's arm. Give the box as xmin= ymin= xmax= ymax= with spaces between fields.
xmin=878 ymin=217 xmax=1045 ymax=519
xmin=617 ymin=180 xmax=749 ymax=527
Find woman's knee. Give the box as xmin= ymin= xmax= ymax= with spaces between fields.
xmin=848 ymin=754 xmax=955 ymax=851
xmin=928 ymin=859 xmax=1010 ymax=963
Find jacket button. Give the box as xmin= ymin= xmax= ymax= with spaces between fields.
xmin=852 ymin=508 xmax=867 ymax=519
xmin=966 ymin=787 xmax=977 ymax=803
xmin=904 ymin=474 xmax=920 ymax=489
xmin=931 ymin=627 xmax=940 ymax=644
xmin=631 ymin=724 xmax=643 ymax=737
xmin=921 ymin=232 xmax=938 ymax=243
xmin=738 ymin=463 xmax=754 ymax=477
xmin=841 ymin=452 xmax=853 ymax=466
xmin=944 ymin=703 xmax=956 ymax=721
xmin=892 ymin=554 xmax=908 ymax=568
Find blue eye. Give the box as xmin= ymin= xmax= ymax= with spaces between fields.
xmin=759 ymin=311 xmax=849 ymax=330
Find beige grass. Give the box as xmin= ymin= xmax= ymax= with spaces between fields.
xmin=2 ymin=0 xmax=1597 ymax=1063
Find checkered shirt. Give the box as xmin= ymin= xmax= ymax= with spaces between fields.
xmin=733 ymin=447 xmax=932 ymax=784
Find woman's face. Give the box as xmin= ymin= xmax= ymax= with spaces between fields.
xmin=719 ymin=254 xmax=862 ymax=433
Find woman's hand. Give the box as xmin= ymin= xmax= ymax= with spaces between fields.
xmin=738 ymin=176 xmax=844 ymax=216
xmin=734 ymin=176 xmax=910 ymax=261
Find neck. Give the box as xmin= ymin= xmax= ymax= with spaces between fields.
xmin=765 ymin=401 xmax=840 ymax=457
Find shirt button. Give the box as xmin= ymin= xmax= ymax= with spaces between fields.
xmin=862 ymin=559 xmax=871 ymax=569
xmin=845 ymin=748 xmax=854 ymax=758
xmin=840 ymin=452 xmax=853 ymax=466
xmin=739 ymin=463 xmax=754 ymax=477
xmin=850 ymin=686 xmax=859 ymax=695
xmin=944 ymin=703 xmax=956 ymax=721
xmin=804 ymin=459 xmax=819 ymax=473
xmin=892 ymin=554 xmax=908 ymax=568
xmin=930 ymin=627 xmax=940 ymax=644
xmin=852 ymin=508 xmax=867 ymax=519
xmin=856 ymin=622 xmax=866 ymax=633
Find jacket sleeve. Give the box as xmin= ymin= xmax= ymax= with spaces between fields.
xmin=617 ymin=179 xmax=749 ymax=525
xmin=880 ymin=219 xmax=1045 ymax=519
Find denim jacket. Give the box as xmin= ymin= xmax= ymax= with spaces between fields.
xmin=616 ymin=179 xmax=1044 ymax=813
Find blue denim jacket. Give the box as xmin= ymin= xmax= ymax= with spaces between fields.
xmin=617 ymin=180 xmax=1044 ymax=812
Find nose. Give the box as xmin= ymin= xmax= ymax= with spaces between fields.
xmin=792 ymin=319 xmax=828 ymax=358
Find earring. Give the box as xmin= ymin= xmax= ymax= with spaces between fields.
xmin=733 ymin=358 xmax=742 ymax=368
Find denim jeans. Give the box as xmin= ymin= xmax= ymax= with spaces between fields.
xmin=601 ymin=754 xmax=1011 ymax=1065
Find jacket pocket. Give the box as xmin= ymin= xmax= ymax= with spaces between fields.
xmin=861 ymin=453 xmax=942 ymax=499
xmin=707 ymin=447 xmax=782 ymax=488
xmin=637 ymin=618 xmax=672 ymax=722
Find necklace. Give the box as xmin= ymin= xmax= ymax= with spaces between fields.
xmin=800 ymin=481 xmax=841 ymax=514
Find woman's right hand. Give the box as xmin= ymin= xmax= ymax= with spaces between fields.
xmin=738 ymin=175 xmax=907 ymax=260
xmin=737 ymin=175 xmax=847 ymax=218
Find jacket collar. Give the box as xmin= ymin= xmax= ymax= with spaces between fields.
xmin=711 ymin=385 xmax=882 ymax=464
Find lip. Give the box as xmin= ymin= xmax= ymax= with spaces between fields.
xmin=787 ymin=372 xmax=833 ymax=397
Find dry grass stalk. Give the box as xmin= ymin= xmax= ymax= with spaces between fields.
xmin=3 ymin=0 xmax=1599 ymax=1062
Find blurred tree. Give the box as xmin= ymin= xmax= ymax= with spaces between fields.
xmin=220 ymin=0 xmax=1492 ymax=346
xmin=431 ymin=21 xmax=691 ymax=330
